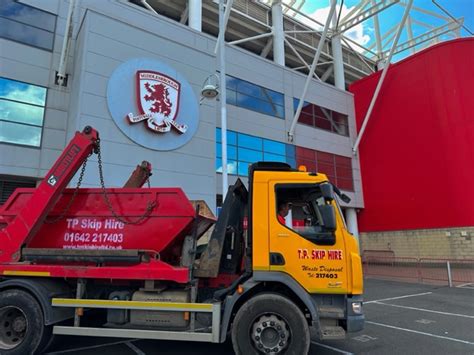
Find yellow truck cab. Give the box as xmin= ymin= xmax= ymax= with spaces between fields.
xmin=225 ymin=162 xmax=364 ymax=354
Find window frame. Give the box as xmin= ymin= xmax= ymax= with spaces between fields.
xmin=216 ymin=128 xmax=291 ymax=177
xmin=226 ymin=75 xmax=285 ymax=119
xmin=0 ymin=0 xmax=57 ymax=52
xmin=274 ymin=183 xmax=336 ymax=246
xmin=293 ymin=98 xmax=349 ymax=137
xmin=0 ymin=77 xmax=48 ymax=149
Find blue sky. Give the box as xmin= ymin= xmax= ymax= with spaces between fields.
xmin=292 ymin=0 xmax=473 ymax=61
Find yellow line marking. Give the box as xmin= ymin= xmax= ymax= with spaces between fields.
xmin=52 ymin=298 xmax=213 ymax=310
xmin=3 ymin=271 xmax=50 ymax=277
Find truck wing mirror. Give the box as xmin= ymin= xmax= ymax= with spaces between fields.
xmin=318 ymin=204 xmax=337 ymax=232
xmin=320 ymin=183 xmax=334 ymax=202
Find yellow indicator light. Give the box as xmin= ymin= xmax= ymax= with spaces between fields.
xmin=184 ymin=311 xmax=190 ymax=320
xmin=237 ymin=285 xmax=244 ymax=294
xmin=298 ymin=165 xmax=307 ymax=172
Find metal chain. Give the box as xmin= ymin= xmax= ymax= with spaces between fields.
xmin=45 ymin=156 xmax=89 ymax=224
xmin=96 ymin=138 xmax=156 ymax=225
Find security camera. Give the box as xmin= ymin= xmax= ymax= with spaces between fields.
xmin=201 ymin=84 xmax=219 ymax=99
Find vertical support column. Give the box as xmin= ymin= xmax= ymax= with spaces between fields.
xmin=345 ymin=208 xmax=359 ymax=240
xmin=406 ymin=15 xmax=415 ymax=54
xmin=188 ymin=0 xmax=202 ymax=32
xmin=218 ymin=0 xmax=228 ymax=199
xmin=272 ymin=0 xmax=285 ymax=66
xmin=331 ymin=0 xmax=345 ymax=90
xmin=371 ymin=0 xmax=383 ymax=67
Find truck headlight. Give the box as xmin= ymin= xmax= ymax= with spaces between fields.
xmin=352 ymin=302 xmax=362 ymax=314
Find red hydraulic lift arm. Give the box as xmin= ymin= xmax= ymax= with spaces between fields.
xmin=0 ymin=126 xmax=99 ymax=263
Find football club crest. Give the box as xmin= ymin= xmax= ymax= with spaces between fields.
xmin=106 ymin=58 xmax=199 ymax=151
xmin=127 ymin=71 xmax=188 ymax=134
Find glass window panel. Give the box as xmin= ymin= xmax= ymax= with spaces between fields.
xmin=317 ymin=151 xmax=334 ymax=163
xmin=318 ymin=162 xmax=335 ymax=176
xmin=335 ymin=155 xmax=352 ymax=167
xmin=236 ymin=92 xmax=257 ymax=111
xmin=1 ymin=0 xmax=56 ymax=32
xmin=285 ymin=144 xmax=295 ymax=159
xmin=0 ymin=17 xmax=54 ymax=51
xmin=227 ymin=160 xmax=238 ymax=174
xmin=293 ymin=98 xmax=311 ymax=113
xmin=216 ymin=158 xmax=237 ymax=174
xmin=216 ymin=143 xmax=237 ymax=160
xmin=215 ymin=128 xmax=237 ymax=146
xmin=332 ymin=111 xmax=348 ymax=123
xmin=263 ymin=152 xmax=286 ymax=162
xmin=336 ymin=166 xmax=353 ymax=179
xmin=226 ymin=88 xmax=237 ymax=106
xmin=226 ymin=75 xmax=238 ymax=90
xmin=301 ymin=103 xmax=313 ymax=115
xmin=0 ymin=100 xmax=44 ymax=126
xmin=0 ymin=120 xmax=41 ymax=146
xmin=0 ymin=78 xmax=47 ymax=106
xmin=236 ymin=80 xmax=262 ymax=98
xmin=263 ymin=140 xmax=285 ymax=155
xmin=263 ymin=89 xmax=284 ymax=106
xmin=337 ymin=178 xmax=354 ymax=191
xmin=314 ymin=116 xmax=332 ymax=131
xmin=227 ymin=130 xmax=237 ymax=146
xmin=275 ymin=104 xmax=285 ymax=119
xmin=238 ymin=147 xmax=262 ymax=163
xmin=299 ymin=112 xmax=314 ymax=126
xmin=316 ymin=106 xmax=329 ymax=119
xmin=296 ymin=146 xmax=315 ymax=159
xmin=286 ymin=157 xmax=296 ymax=168
xmin=256 ymin=100 xmax=278 ymax=117
xmin=336 ymin=123 xmax=349 ymax=136
xmin=238 ymin=133 xmax=262 ymax=150
xmin=238 ymin=161 xmax=250 ymax=177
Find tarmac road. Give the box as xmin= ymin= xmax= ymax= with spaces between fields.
xmin=45 ymin=278 xmax=474 ymax=355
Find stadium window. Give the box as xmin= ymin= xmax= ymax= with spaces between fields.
xmin=293 ymin=98 xmax=349 ymax=136
xmin=0 ymin=0 xmax=56 ymax=51
xmin=0 ymin=77 xmax=47 ymax=147
xmin=216 ymin=128 xmax=295 ymax=177
xmin=295 ymin=146 xmax=354 ymax=191
xmin=226 ymin=75 xmax=285 ymax=119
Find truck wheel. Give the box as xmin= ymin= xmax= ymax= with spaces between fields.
xmin=0 ymin=289 xmax=52 ymax=355
xmin=231 ymin=293 xmax=310 ymax=355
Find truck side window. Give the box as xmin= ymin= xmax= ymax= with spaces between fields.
xmin=276 ymin=185 xmax=335 ymax=245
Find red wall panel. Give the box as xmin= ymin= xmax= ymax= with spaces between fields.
xmin=349 ymin=39 xmax=474 ymax=232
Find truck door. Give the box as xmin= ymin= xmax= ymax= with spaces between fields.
xmin=268 ymin=183 xmax=348 ymax=294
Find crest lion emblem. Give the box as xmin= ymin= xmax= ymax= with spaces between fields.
xmin=127 ymin=71 xmax=188 ymax=134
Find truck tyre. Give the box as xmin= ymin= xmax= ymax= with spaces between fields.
xmin=231 ymin=293 xmax=310 ymax=355
xmin=0 ymin=289 xmax=52 ymax=355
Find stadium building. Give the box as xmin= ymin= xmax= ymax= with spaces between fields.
xmin=1 ymin=0 xmax=472 ymax=259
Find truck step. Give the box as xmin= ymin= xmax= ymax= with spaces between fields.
xmin=320 ymin=325 xmax=346 ymax=340
xmin=22 ymin=248 xmax=142 ymax=264
xmin=317 ymin=305 xmax=345 ymax=319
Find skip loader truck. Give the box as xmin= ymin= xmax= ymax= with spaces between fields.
xmin=0 ymin=126 xmax=364 ymax=355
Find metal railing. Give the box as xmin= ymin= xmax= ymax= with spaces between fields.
xmin=362 ymin=255 xmax=474 ymax=287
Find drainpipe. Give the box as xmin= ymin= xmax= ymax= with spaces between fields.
xmin=56 ymin=0 xmax=75 ymax=87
